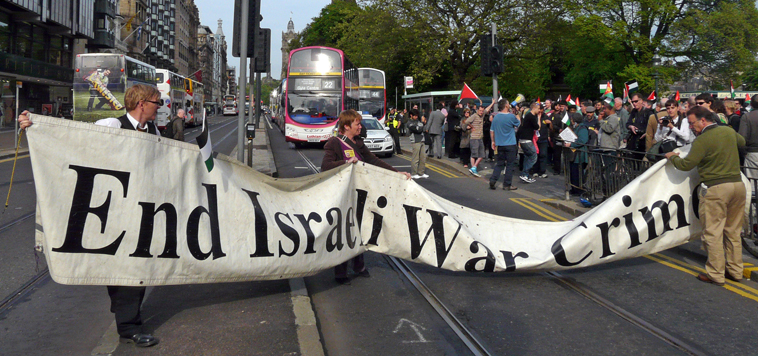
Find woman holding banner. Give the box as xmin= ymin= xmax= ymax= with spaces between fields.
xmin=321 ymin=109 xmax=412 ymax=285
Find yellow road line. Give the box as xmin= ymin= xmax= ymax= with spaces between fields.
xmin=510 ymin=198 xmax=562 ymax=222
xmin=0 ymin=154 xmax=29 ymax=164
xmin=516 ymin=198 xmax=567 ymax=222
xmin=651 ymin=253 xmax=758 ymax=296
xmin=644 ymin=255 xmax=758 ymax=302
xmin=396 ymin=154 xmax=458 ymax=178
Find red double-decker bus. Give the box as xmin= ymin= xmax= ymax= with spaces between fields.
xmin=279 ymin=46 xmax=359 ymax=143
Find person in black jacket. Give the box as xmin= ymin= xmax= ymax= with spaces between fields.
xmin=321 ymin=110 xmax=411 ymax=285
xmin=626 ymin=93 xmax=654 ymax=159
xmin=446 ymin=100 xmax=462 ymax=159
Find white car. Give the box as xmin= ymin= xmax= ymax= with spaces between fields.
xmin=360 ymin=117 xmax=395 ymax=157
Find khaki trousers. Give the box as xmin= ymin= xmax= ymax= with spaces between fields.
xmin=699 ymin=181 xmax=747 ymax=283
xmin=411 ymin=142 xmax=427 ymax=176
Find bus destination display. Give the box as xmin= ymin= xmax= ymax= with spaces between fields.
xmin=293 ymin=78 xmax=339 ymax=91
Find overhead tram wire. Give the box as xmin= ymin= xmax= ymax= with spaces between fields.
xmin=296 ymin=150 xmax=493 ymax=355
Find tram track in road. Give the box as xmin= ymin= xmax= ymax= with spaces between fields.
xmin=0 ymin=211 xmax=49 ymax=314
xmin=295 ymin=148 xmax=493 ymax=355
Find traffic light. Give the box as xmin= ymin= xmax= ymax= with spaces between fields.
xmin=480 ymin=34 xmax=492 ymax=77
xmin=490 ymin=45 xmax=503 ymax=74
xmin=232 ymin=0 xmax=262 ymax=58
xmin=253 ymin=28 xmax=271 ymax=73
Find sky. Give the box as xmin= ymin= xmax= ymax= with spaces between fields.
xmin=194 ymin=0 xmax=332 ymax=81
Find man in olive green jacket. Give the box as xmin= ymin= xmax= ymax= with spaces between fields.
xmin=665 ymin=106 xmax=746 ymax=286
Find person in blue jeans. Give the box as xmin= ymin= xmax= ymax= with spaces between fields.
xmin=489 ymin=99 xmax=521 ymax=190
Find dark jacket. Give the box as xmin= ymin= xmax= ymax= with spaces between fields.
xmin=446 ymin=109 xmax=461 ymax=132
xmin=626 ymin=107 xmax=654 ymax=136
xmin=321 ymin=136 xmax=397 ymax=172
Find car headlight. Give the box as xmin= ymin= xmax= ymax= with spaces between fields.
xmin=385 ymin=136 xmax=392 ymax=142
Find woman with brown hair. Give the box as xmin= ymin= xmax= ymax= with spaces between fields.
xmin=321 ymin=109 xmax=411 ymax=284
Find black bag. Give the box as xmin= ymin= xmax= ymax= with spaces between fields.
xmin=424 ymin=132 xmax=432 ymax=145
xmin=163 ymin=118 xmax=176 ymax=138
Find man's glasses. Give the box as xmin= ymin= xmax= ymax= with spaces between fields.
xmin=696 ymin=101 xmax=706 ymax=106
xmin=145 ymin=99 xmax=164 ymax=106
xmin=631 ymin=100 xmax=639 ymax=103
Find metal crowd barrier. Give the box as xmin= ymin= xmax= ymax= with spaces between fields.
xmin=561 ymin=144 xmax=662 ymax=204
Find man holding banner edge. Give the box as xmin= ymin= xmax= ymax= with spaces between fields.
xmin=18 ymin=84 xmax=162 ymax=347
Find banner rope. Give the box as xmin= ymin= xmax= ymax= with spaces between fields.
xmin=3 ymin=130 xmax=23 ymax=214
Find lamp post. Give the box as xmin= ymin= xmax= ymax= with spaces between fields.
xmin=652 ymin=54 xmax=661 ymax=105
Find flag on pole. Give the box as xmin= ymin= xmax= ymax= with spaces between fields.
xmin=625 ymin=80 xmax=639 ymax=94
xmin=623 ymin=86 xmax=629 ymax=103
xmin=136 ymin=25 xmax=142 ymax=40
xmin=192 ymin=70 xmax=202 ymax=83
xmin=675 ymin=91 xmax=680 ymax=102
xmin=730 ymin=80 xmax=735 ymax=99
xmin=458 ymin=83 xmax=479 ymax=105
xmin=125 ymin=14 xmax=137 ymax=31
xmin=603 ymin=81 xmax=614 ymax=100
xmin=746 ymin=93 xmax=752 ymax=112
xmin=647 ymin=91 xmax=656 ymax=101
xmin=566 ymin=95 xmax=575 ymax=106
xmin=196 ymin=116 xmax=214 ymax=172
xmin=537 ymin=97 xmax=541 ymax=104
xmin=557 ymin=95 xmax=562 ymax=103
xmin=561 ymin=111 xmax=570 ymax=126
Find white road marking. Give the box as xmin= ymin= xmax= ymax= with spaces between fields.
xmin=393 ymin=318 xmax=429 ymax=343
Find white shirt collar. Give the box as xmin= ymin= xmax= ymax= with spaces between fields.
xmin=126 ymin=113 xmax=146 ymax=131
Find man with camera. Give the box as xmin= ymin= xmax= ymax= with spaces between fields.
xmin=654 ymin=100 xmax=693 ymax=153
xmin=626 ymin=93 xmax=655 ymax=159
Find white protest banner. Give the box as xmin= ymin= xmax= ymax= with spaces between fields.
xmin=25 ymin=116 xmax=740 ymax=286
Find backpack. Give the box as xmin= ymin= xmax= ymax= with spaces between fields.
xmin=163 ymin=117 xmax=177 ymax=138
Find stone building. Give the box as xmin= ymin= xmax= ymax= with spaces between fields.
xmin=174 ymin=0 xmax=199 ymax=76
xmin=215 ymin=19 xmax=227 ymax=104
xmin=197 ymin=24 xmax=214 ymax=110
xmin=280 ymin=18 xmax=297 ymax=79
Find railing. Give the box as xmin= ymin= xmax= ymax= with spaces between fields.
xmin=562 ymin=144 xmax=664 ymax=204
xmin=560 ymin=145 xmax=758 ymax=258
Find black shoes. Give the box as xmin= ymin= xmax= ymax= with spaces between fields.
xmin=335 ymin=277 xmax=351 ymax=285
xmin=119 ymin=333 xmax=159 ymax=347
xmin=489 ymin=181 xmax=496 ymax=190
xmin=356 ymin=269 xmax=370 ymax=278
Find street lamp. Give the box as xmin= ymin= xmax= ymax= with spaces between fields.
xmin=652 ymin=54 xmax=661 ymax=104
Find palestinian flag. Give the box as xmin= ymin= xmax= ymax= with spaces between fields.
xmin=648 ymin=91 xmax=656 ymax=101
xmin=196 ymin=115 xmax=214 ymax=172
xmin=458 ymin=83 xmax=479 ymax=105
xmin=746 ymin=93 xmax=752 ymax=112
xmin=566 ymin=95 xmax=576 ymax=107
xmin=603 ymin=81 xmax=614 ymax=101
xmin=625 ymin=80 xmax=639 ymax=94
xmin=731 ymin=80 xmax=735 ymax=99
xmin=561 ymin=111 xmax=570 ymax=126
xmin=623 ymin=86 xmax=629 ymax=103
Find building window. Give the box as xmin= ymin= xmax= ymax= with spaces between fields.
xmin=15 ymin=22 xmax=32 ymax=57
xmin=0 ymin=12 xmax=9 ymax=53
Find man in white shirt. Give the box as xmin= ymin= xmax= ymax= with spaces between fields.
xmin=18 ymin=84 xmax=163 ymax=348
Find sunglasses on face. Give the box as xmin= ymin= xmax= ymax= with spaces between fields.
xmin=145 ymin=99 xmax=164 ymax=106
xmin=696 ymin=101 xmax=706 ymax=105
xmin=631 ymin=100 xmax=639 ymax=103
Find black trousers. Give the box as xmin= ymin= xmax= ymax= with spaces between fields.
xmin=390 ymin=130 xmax=401 ymax=153
xmin=334 ymin=255 xmax=365 ymax=278
xmin=535 ymin=141 xmax=549 ymax=174
xmin=446 ymin=130 xmax=461 ymax=158
xmin=551 ymin=140 xmax=563 ymax=173
xmin=107 ymin=286 xmax=146 ymax=337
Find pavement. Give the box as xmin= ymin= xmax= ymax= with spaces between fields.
xmin=396 ymin=135 xmax=592 ymax=217
xmin=0 ymin=125 xmax=27 ymax=160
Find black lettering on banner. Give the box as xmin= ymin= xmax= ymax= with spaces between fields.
xmin=345 ymin=207 xmax=357 ymax=249
xmin=130 ymin=202 xmax=179 ymax=258
xmin=365 ymin=196 xmax=387 ymax=246
xmin=464 ymin=241 xmax=496 ymax=272
xmin=638 ymin=194 xmax=690 ymax=243
xmin=275 ymin=213 xmax=299 ymax=257
xmin=551 ymin=222 xmax=592 ymax=266
xmin=53 ymin=165 xmax=130 ymax=255
xmin=326 ymin=207 xmax=344 ymax=252
xmin=597 ymin=218 xmax=622 ymax=258
xmin=500 ymin=250 xmax=529 ymax=272
xmin=355 ymin=189 xmax=369 ymax=230
xmin=186 ymin=184 xmax=226 ymax=260
xmin=294 ymin=213 xmax=321 ymax=254
xmin=243 ymin=189 xmax=275 ymax=258
xmin=403 ymin=205 xmax=461 ymax=268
